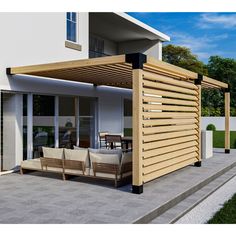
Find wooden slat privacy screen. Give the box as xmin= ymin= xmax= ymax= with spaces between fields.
xmin=132 ymin=68 xmax=201 ymax=185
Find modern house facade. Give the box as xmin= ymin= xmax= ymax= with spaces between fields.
xmin=0 ymin=12 xmax=170 ymax=173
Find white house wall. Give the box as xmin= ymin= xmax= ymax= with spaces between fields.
xmin=0 ymin=12 xmax=89 ymax=91
xmin=118 ymin=39 xmax=162 ymax=60
xmin=103 ymin=37 xmax=118 ymax=55
xmin=145 ymin=41 xmax=162 ymax=60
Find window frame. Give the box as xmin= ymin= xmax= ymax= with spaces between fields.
xmin=66 ymin=12 xmax=78 ymax=43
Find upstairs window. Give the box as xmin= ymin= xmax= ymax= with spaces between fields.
xmin=89 ymin=35 xmax=105 ymax=58
xmin=66 ymin=12 xmax=77 ymax=42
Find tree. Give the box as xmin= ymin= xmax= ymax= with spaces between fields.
xmin=207 ymin=56 xmax=236 ymax=114
xmin=163 ymin=45 xmax=236 ymax=116
xmin=162 ymin=44 xmax=208 ymax=75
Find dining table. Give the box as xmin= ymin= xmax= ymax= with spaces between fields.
xmin=121 ymin=136 xmax=132 ymax=151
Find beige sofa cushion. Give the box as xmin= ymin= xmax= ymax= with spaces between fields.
xmin=46 ymin=167 xmax=63 ymax=173
xmin=89 ymin=152 xmax=120 ymax=166
xmin=64 ymin=148 xmax=90 ymax=168
xmin=21 ymin=158 xmax=41 ymax=170
xmin=120 ymin=152 xmax=132 ymax=178
xmin=42 ymin=147 xmax=64 ymax=159
xmin=21 ymin=159 xmax=64 ymax=174
xmin=121 ymin=152 xmax=132 ymax=165
xmin=89 ymin=148 xmax=122 ymax=162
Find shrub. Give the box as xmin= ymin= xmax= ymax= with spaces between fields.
xmin=206 ymin=124 xmax=216 ymax=131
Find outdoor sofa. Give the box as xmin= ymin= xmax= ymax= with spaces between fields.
xmin=20 ymin=147 xmax=132 ymax=187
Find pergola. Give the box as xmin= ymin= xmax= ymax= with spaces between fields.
xmin=7 ymin=53 xmax=230 ymax=194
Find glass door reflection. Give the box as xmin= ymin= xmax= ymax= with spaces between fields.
xmin=59 ymin=96 xmax=76 ymax=149
xmin=79 ymin=97 xmax=97 ymax=148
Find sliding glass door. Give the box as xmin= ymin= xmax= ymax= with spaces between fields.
xmin=79 ymin=97 xmax=97 ymax=148
xmin=58 ymin=96 xmax=77 ymax=148
xmin=33 ymin=95 xmax=55 ymax=158
xmin=1 ymin=92 xmax=98 ymax=168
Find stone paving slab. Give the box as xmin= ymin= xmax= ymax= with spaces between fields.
xmin=0 ymin=149 xmax=236 ymax=224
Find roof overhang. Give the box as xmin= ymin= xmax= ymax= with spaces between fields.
xmin=89 ymin=12 xmax=170 ymax=42
xmin=7 ymin=54 xmax=228 ymax=90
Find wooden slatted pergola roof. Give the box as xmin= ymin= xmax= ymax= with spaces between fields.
xmin=7 ymin=54 xmax=228 ymax=90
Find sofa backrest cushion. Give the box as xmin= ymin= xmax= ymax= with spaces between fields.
xmin=42 ymin=147 xmax=64 ymax=159
xmin=89 ymin=152 xmax=120 ymax=167
xmin=88 ymin=148 xmax=100 ymax=154
xmin=121 ymin=152 xmax=132 ymax=165
xmin=64 ymin=148 xmax=89 ymax=168
xmin=89 ymin=148 xmax=123 ymax=162
xmin=74 ymin=146 xmax=86 ymax=150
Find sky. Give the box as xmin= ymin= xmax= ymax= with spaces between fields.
xmin=128 ymin=12 xmax=236 ymax=63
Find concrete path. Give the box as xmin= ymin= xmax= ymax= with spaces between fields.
xmin=175 ymin=175 xmax=236 ymax=224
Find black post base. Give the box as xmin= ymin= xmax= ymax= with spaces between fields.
xmin=132 ymin=185 xmax=143 ymax=194
xmin=194 ymin=161 xmax=202 ymax=167
xmin=225 ymin=149 xmax=230 ymax=154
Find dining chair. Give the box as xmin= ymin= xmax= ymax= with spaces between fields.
xmin=98 ymin=131 xmax=109 ymax=148
xmin=105 ymin=134 xmax=122 ymax=149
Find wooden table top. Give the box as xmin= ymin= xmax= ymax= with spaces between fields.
xmin=121 ymin=136 xmax=132 ymax=141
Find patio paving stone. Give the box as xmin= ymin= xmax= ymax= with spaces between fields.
xmin=0 ymin=148 xmax=236 ymax=223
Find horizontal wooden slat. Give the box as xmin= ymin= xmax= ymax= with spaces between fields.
xmin=143 ymin=118 xmax=197 ymax=127
xmin=143 ymin=64 xmax=191 ymax=81
xmin=143 ymin=88 xmax=197 ymax=101
xmin=10 ymin=55 xmax=127 ymax=74
xmin=143 ymin=70 xmax=198 ymax=90
xmin=143 ymin=141 xmax=198 ymax=159
xmin=143 ymin=112 xmax=198 ymax=119
xmin=145 ymin=57 xmax=198 ymax=80
xmin=143 ymin=157 xmax=198 ymax=183
xmin=143 ymin=104 xmax=198 ymax=112
xmin=143 ymin=80 xmax=198 ymax=95
xmin=143 ymin=152 xmax=198 ymax=175
xmin=143 ymin=135 xmax=198 ymax=151
xmin=203 ymin=76 xmax=228 ymax=89
xmin=143 ymin=146 xmax=198 ymax=167
xmin=143 ymin=129 xmax=198 ymax=143
xmin=143 ymin=124 xmax=198 ymax=135
xmin=143 ymin=96 xmax=197 ymax=106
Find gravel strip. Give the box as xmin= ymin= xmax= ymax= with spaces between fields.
xmin=175 ymin=176 xmax=236 ymax=224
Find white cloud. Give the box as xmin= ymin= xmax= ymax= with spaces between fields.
xmin=198 ymin=13 xmax=236 ymax=29
xmin=169 ymin=31 xmax=228 ymax=61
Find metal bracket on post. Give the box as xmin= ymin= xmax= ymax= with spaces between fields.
xmin=125 ymin=53 xmax=147 ymax=69
xmin=6 ymin=68 xmax=12 ymax=75
xmin=222 ymin=85 xmax=230 ymax=93
xmin=194 ymin=161 xmax=202 ymax=167
xmin=195 ymin=74 xmax=203 ymax=85
xmin=132 ymin=185 xmax=143 ymax=194
xmin=225 ymin=149 xmax=230 ymax=154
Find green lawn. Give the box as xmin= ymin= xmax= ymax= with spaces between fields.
xmin=208 ymin=193 xmax=236 ymax=223
xmin=124 ymin=128 xmax=132 ymax=136
xmin=213 ymin=131 xmax=236 ymax=148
